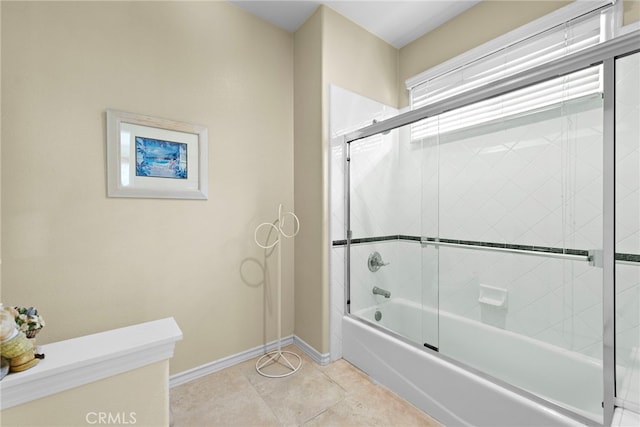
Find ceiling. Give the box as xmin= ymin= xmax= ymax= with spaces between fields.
xmin=228 ymin=1 xmax=481 ymax=48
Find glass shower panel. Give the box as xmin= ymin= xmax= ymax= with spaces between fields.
xmin=615 ymin=52 xmax=640 ymax=411
xmin=430 ymin=66 xmax=604 ymax=422
xmin=348 ymin=124 xmax=430 ymax=346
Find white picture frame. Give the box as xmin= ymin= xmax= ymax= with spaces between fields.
xmin=106 ymin=109 xmax=208 ymax=199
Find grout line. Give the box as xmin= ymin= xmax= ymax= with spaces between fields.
xmin=239 ymin=349 xmax=290 ymax=427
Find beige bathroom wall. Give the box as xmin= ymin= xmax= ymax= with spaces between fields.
xmin=1 ymin=361 xmax=169 ymax=426
xmin=398 ymin=0 xmax=571 ymax=106
xmin=322 ymin=6 xmax=399 ymax=109
xmin=625 ymin=0 xmax=640 ymax=25
xmin=293 ymin=5 xmax=398 ymax=354
xmin=1 ymin=1 xmax=294 ymax=374
xmin=293 ymin=8 xmax=325 ymax=353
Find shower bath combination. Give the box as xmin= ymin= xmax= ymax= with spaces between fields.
xmin=335 ymin=27 xmax=640 ymax=427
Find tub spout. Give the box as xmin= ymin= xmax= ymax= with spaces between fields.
xmin=373 ymin=286 xmax=391 ymax=298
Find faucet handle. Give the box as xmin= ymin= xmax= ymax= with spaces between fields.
xmin=368 ymin=252 xmax=389 ymax=272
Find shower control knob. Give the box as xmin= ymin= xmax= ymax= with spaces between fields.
xmin=368 ymin=251 xmax=389 ymax=272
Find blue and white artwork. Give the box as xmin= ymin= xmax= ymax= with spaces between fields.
xmin=135 ymin=136 xmax=187 ymax=179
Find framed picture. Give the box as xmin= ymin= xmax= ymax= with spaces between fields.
xmin=106 ymin=109 xmax=208 ymax=199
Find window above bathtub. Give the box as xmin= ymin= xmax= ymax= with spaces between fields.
xmin=406 ymin=0 xmax=621 ymax=140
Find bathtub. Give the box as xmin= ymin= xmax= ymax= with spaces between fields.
xmin=344 ymin=298 xmax=602 ymax=426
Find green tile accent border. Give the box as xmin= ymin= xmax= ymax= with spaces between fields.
xmin=332 ymin=235 xmax=640 ymax=263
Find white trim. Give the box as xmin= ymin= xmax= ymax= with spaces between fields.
xmin=0 ymin=317 xmax=183 ymax=410
xmin=169 ymin=335 xmax=294 ymax=388
xmin=405 ymin=0 xmax=612 ymax=90
xmin=170 ymin=335 xmax=331 ymax=388
xmin=293 ymin=335 xmax=331 ymax=366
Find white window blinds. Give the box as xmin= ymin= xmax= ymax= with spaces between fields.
xmin=409 ymin=5 xmax=611 ymax=139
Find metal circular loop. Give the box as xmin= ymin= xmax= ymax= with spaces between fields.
xmin=254 ymin=222 xmax=280 ymax=249
xmin=255 ymin=350 xmax=302 ymax=378
xmin=279 ymin=211 xmax=300 ymax=239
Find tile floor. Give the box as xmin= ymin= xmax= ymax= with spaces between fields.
xmin=170 ymin=345 xmax=443 ymax=426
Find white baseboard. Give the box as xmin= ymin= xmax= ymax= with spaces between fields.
xmin=170 ymin=335 xmax=294 ymax=388
xmin=170 ymin=335 xmax=331 ymax=388
xmin=293 ymin=335 xmax=331 ymax=366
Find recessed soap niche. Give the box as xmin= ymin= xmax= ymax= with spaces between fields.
xmin=479 ymin=284 xmax=508 ymax=328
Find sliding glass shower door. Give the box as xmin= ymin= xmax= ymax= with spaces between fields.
xmin=421 ymin=65 xmax=605 ymax=423
xmin=348 ymin=123 xmax=439 ymax=350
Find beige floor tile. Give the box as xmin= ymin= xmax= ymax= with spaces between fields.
xmin=251 ymin=361 xmax=346 ymax=425
xmin=314 ymin=361 xmax=443 ymax=427
xmin=304 ymin=394 xmax=441 ymax=427
xmin=317 ymin=359 xmax=375 ymax=393
xmin=170 ymin=345 xmax=442 ymax=427
xmin=356 ymin=385 xmax=442 ymax=426
xmin=302 ymin=395 xmax=394 ymax=427
xmin=171 ymin=368 xmax=279 ymax=427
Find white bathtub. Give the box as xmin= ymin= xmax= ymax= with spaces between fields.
xmin=344 ymin=298 xmax=602 ymax=426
